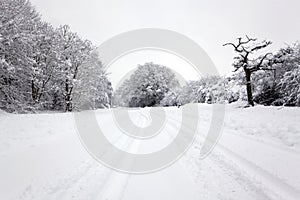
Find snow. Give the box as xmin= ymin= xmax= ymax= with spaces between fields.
xmin=0 ymin=104 xmax=300 ymax=200
xmin=225 ymin=104 xmax=300 ymax=148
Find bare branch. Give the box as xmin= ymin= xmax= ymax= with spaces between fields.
xmin=223 ymin=42 xmax=243 ymax=53
xmin=260 ymin=68 xmax=276 ymax=71
xmin=223 ymin=36 xmax=257 ymax=53
xmin=251 ymin=41 xmax=272 ymax=52
xmin=232 ymin=67 xmax=240 ymax=72
xmin=241 ymin=46 xmax=250 ymax=54
xmin=241 ymin=35 xmax=256 ymax=45
xmin=249 ymin=53 xmax=273 ymax=73
xmin=223 ymin=42 xmax=237 ymax=48
xmin=257 ymin=53 xmax=272 ymax=68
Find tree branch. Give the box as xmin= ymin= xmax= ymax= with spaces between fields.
xmin=257 ymin=53 xmax=272 ymax=68
xmin=223 ymin=36 xmax=257 ymax=53
xmin=223 ymin=42 xmax=243 ymax=53
xmin=251 ymin=41 xmax=272 ymax=52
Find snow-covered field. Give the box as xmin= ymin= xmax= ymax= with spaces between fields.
xmin=0 ymin=104 xmax=300 ymax=200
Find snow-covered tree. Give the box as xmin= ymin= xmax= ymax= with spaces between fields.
xmin=114 ymin=63 xmax=180 ymax=107
xmin=276 ymin=43 xmax=300 ymax=106
xmin=251 ymin=43 xmax=300 ymax=106
xmin=29 ymin=22 xmax=61 ymax=107
xmin=224 ymin=36 xmax=275 ymax=106
xmin=0 ymin=0 xmax=112 ymax=112
xmin=278 ymin=67 xmax=300 ymax=106
xmin=178 ymin=76 xmax=228 ymax=105
xmin=73 ymin=51 xmax=112 ymax=110
xmin=0 ymin=0 xmax=41 ymax=112
xmin=55 ymin=25 xmax=94 ymax=111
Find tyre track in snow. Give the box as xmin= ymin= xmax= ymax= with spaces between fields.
xmin=16 ymin=110 xmax=134 ymax=200
xmin=55 ymin=124 xmax=136 ymax=200
xmin=9 ymin=106 xmax=300 ymax=200
xmin=18 ymin=159 xmax=94 ymax=200
xmin=215 ymin=142 xmax=300 ymax=200
xmin=49 ymin=109 xmax=146 ymax=200
xmin=93 ymin=106 xmax=300 ymax=200
xmin=93 ymin=110 xmax=151 ymax=200
xmin=162 ymin=114 xmax=272 ymax=200
xmin=121 ymin=107 xmax=271 ymax=200
xmin=163 ymin=106 xmax=300 ymax=200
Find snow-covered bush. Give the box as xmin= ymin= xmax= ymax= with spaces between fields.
xmin=160 ymin=90 xmax=179 ymax=107
xmin=278 ymin=66 xmax=300 ymax=106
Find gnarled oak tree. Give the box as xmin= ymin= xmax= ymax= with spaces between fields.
xmin=224 ymin=36 xmax=274 ymax=106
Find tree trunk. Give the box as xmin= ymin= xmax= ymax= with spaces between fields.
xmin=65 ymin=80 xmax=72 ymax=112
xmin=65 ymin=98 xmax=72 ymax=112
xmin=245 ymin=69 xmax=254 ymax=106
xmin=31 ymin=80 xmax=39 ymax=103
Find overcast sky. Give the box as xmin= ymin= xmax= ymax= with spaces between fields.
xmin=31 ymin=0 xmax=300 ymax=86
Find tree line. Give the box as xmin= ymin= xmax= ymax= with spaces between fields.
xmin=0 ymin=0 xmax=112 ymax=113
xmin=114 ymin=41 xmax=300 ymax=108
xmin=1 ymin=0 xmax=299 ymax=112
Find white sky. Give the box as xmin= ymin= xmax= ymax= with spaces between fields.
xmin=107 ymin=50 xmax=198 ymax=88
xmin=31 ymin=0 xmax=300 ymax=87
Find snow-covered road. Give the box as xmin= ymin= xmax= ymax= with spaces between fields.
xmin=0 ymin=104 xmax=299 ymax=200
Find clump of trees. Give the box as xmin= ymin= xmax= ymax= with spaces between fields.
xmin=1 ymin=1 xmax=299 ymax=111
xmin=113 ymin=63 xmax=180 ymax=107
xmin=232 ymin=40 xmax=300 ymax=107
xmin=177 ymin=40 xmax=300 ymax=107
xmin=114 ymin=40 xmax=300 ymax=108
xmin=0 ymin=0 xmax=112 ymax=113
xmin=176 ymin=76 xmax=228 ymax=105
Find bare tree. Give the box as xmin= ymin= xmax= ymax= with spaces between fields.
xmin=224 ymin=36 xmax=274 ymax=106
